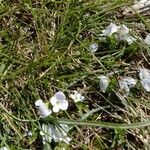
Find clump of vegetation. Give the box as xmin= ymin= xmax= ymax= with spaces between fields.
xmin=0 ymin=0 xmax=150 ymax=149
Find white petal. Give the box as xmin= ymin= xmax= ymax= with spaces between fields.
xmin=123 ymin=77 xmax=137 ymax=87
xmin=99 ymin=75 xmax=110 ymax=93
xmin=89 ymin=43 xmax=98 ymax=53
xmin=141 ymin=77 xmax=150 ymax=92
xmin=119 ymin=80 xmax=129 ymax=90
xmin=70 ymin=94 xmax=76 ymax=100
xmin=101 ymin=23 xmax=119 ymax=36
xmin=139 ymin=68 xmax=150 ymax=80
xmin=38 ymin=106 xmax=52 ymax=117
xmin=54 ymin=91 xmax=66 ymax=100
xmin=144 ymin=33 xmax=150 ymax=44
xmin=50 ymin=96 xmax=58 ymax=106
xmin=35 ymin=99 xmax=44 ymax=107
xmin=53 ymin=105 xmax=60 ymax=113
xmin=59 ymin=100 xmax=68 ymax=110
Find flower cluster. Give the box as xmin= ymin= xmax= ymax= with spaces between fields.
xmin=35 ymin=91 xmax=85 ymax=118
xmin=34 ymin=67 xmax=150 ymax=146
xmin=99 ymin=68 xmax=150 ymax=94
xmin=100 ymin=23 xmax=150 ymax=45
xmin=100 ymin=23 xmax=135 ymax=44
xmin=89 ymin=23 xmax=150 ymax=53
xmin=35 ymin=91 xmax=84 ymax=145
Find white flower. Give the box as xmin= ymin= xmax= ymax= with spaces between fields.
xmin=70 ymin=91 xmax=85 ymax=103
xmin=99 ymin=75 xmax=110 ymax=93
xmin=0 ymin=147 xmax=8 ymax=150
xmin=119 ymin=77 xmax=137 ymax=94
xmin=139 ymin=68 xmax=150 ymax=92
xmin=117 ymin=24 xmax=135 ymax=44
xmin=141 ymin=77 xmax=150 ymax=92
xmin=50 ymin=92 xmax=68 ymax=113
xmin=35 ymin=99 xmax=52 ymax=118
xmin=101 ymin=23 xmax=120 ymax=36
xmin=89 ymin=43 xmax=98 ymax=53
xmin=144 ymin=33 xmax=150 ymax=44
xmin=40 ymin=124 xmax=71 ymax=144
xmin=139 ymin=68 xmax=150 ymax=80
xmin=102 ymin=23 xmax=120 ymax=36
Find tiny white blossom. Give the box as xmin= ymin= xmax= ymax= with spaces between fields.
xmin=50 ymin=92 xmax=68 ymax=113
xmin=139 ymin=68 xmax=150 ymax=92
xmin=117 ymin=24 xmax=129 ymax=36
xmin=70 ymin=91 xmax=85 ymax=103
xmin=139 ymin=68 xmax=150 ymax=80
xmin=144 ymin=33 xmax=150 ymax=44
xmin=119 ymin=77 xmax=137 ymax=94
xmin=0 ymin=147 xmax=8 ymax=150
xmin=89 ymin=43 xmax=98 ymax=53
xmin=101 ymin=23 xmax=120 ymax=36
xmin=35 ymin=99 xmax=52 ymax=118
xmin=40 ymin=124 xmax=71 ymax=144
xmin=141 ymin=77 xmax=150 ymax=92
xmin=99 ymin=75 xmax=110 ymax=93
xmin=117 ymin=24 xmax=135 ymax=44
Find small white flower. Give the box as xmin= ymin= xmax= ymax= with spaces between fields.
xmin=141 ymin=77 xmax=150 ymax=92
xmin=117 ymin=24 xmax=135 ymax=44
xmin=35 ymin=99 xmax=52 ymax=118
xmin=139 ymin=68 xmax=150 ymax=92
xmin=99 ymin=75 xmax=110 ymax=93
xmin=101 ymin=23 xmax=119 ymax=36
xmin=50 ymin=92 xmax=68 ymax=113
xmin=119 ymin=77 xmax=137 ymax=94
xmin=144 ymin=33 xmax=150 ymax=44
xmin=139 ymin=68 xmax=150 ymax=80
xmin=40 ymin=124 xmax=71 ymax=144
xmin=0 ymin=147 xmax=8 ymax=150
xmin=70 ymin=91 xmax=85 ymax=103
xmin=89 ymin=43 xmax=98 ymax=53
